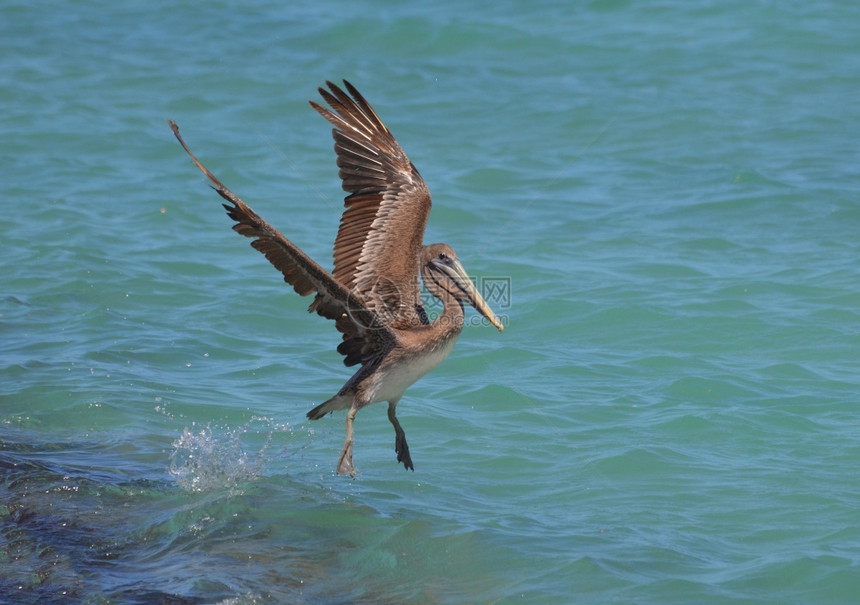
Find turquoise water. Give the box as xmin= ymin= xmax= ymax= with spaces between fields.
xmin=2 ymin=1 xmax=859 ymax=602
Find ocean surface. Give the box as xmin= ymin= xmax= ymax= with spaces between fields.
xmin=2 ymin=1 xmax=859 ymax=603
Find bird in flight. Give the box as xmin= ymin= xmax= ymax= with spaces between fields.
xmin=169 ymin=80 xmax=504 ymax=476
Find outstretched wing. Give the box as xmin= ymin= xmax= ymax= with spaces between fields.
xmin=168 ymin=120 xmax=393 ymax=367
xmin=310 ymin=80 xmax=432 ymax=329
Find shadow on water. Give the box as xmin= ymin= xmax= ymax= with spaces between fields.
xmin=1 ymin=426 xmax=503 ymax=604
xmin=1 ymin=438 xmax=226 ymax=603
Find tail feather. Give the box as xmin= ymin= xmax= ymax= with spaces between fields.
xmin=307 ymin=395 xmax=352 ymax=420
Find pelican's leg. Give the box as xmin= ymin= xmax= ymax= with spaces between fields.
xmin=337 ymin=406 xmax=358 ymax=477
xmin=387 ymin=400 xmax=414 ymax=471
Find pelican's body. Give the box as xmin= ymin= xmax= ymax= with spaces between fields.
xmin=170 ymin=81 xmax=503 ymax=476
xmin=321 ymin=318 xmax=459 ymax=414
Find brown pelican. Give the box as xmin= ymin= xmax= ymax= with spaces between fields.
xmin=169 ymin=80 xmax=504 ymax=476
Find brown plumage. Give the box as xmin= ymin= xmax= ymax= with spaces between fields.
xmin=169 ymin=80 xmax=503 ymax=476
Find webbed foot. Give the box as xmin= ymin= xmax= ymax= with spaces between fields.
xmin=337 ymin=441 xmax=355 ymax=477
xmin=337 ymin=407 xmax=357 ymax=478
xmin=394 ymin=430 xmax=414 ymax=471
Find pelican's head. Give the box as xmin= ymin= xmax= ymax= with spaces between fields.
xmin=421 ymin=243 xmax=505 ymax=332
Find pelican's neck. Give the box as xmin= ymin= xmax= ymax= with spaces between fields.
xmin=421 ymin=269 xmax=465 ymax=332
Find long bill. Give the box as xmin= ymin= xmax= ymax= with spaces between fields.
xmin=445 ymin=258 xmax=506 ymax=332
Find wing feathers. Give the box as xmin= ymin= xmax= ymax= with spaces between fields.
xmin=310 ymin=81 xmax=432 ymax=328
xmin=168 ymin=119 xmax=394 ymax=362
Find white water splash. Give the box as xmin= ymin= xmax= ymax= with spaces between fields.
xmin=168 ymin=418 xmax=284 ymax=492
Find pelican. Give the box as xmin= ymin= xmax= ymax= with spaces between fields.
xmin=169 ymin=80 xmax=504 ymax=476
